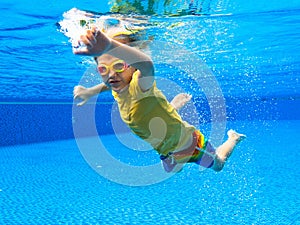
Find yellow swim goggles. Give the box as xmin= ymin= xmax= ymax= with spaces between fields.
xmin=97 ymin=60 xmax=129 ymax=76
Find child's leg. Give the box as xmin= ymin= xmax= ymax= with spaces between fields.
xmin=212 ymin=130 xmax=246 ymax=172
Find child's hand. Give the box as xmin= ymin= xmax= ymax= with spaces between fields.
xmin=73 ymin=27 xmax=112 ymax=56
xmin=73 ymin=85 xmax=93 ymax=106
xmin=170 ymin=93 xmax=192 ymax=111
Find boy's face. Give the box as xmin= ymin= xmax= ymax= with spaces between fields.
xmin=96 ymin=54 xmax=134 ymax=93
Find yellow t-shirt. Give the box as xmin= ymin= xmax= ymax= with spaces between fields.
xmin=112 ymin=72 xmax=195 ymax=155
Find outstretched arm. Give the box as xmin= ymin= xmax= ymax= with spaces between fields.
xmin=73 ymin=27 xmax=154 ymax=91
xmin=73 ymin=83 xmax=110 ymax=106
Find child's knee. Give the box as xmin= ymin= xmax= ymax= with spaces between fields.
xmin=211 ymin=156 xmax=224 ymax=172
xmin=212 ymin=164 xmax=223 ymax=172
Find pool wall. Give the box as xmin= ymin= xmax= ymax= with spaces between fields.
xmin=1 ymin=97 xmax=299 ymax=146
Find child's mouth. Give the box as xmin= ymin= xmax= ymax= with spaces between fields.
xmin=109 ymin=80 xmax=120 ymax=86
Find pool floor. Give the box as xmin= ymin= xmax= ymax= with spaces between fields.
xmin=0 ymin=120 xmax=299 ymax=224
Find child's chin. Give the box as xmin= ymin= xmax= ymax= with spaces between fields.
xmin=111 ymin=87 xmax=121 ymax=92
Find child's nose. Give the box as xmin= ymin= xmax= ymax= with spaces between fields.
xmin=108 ymin=69 xmax=117 ymax=77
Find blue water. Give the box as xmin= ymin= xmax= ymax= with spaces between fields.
xmin=1 ymin=120 xmax=299 ymax=224
xmin=1 ymin=0 xmax=300 ymax=224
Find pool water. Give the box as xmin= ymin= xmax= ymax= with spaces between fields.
xmin=0 ymin=120 xmax=299 ymax=224
xmin=1 ymin=0 xmax=300 ymax=224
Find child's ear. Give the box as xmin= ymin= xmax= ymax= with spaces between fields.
xmin=130 ymin=67 xmax=138 ymax=73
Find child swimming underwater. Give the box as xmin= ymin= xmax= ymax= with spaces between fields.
xmin=72 ymin=24 xmax=246 ymax=173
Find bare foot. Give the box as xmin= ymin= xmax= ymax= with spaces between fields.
xmin=227 ymin=129 xmax=246 ymax=143
xmin=212 ymin=130 xmax=246 ymax=172
xmin=170 ymin=93 xmax=192 ymax=111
